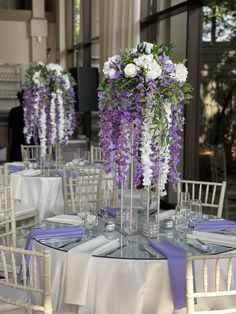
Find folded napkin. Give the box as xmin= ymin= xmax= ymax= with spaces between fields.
xmin=65 ymin=235 xmax=120 ymax=305
xmin=108 ymin=207 xmax=119 ymax=217
xmin=148 ymin=239 xmax=187 ymax=310
xmin=45 ymin=214 xmax=83 ymax=225
xmin=187 ymin=231 xmax=236 ymax=248
xmin=190 ymin=219 xmax=236 ymax=231
xmin=19 ymin=226 xmax=84 ymax=280
xmin=7 ymin=164 xmax=25 ymax=172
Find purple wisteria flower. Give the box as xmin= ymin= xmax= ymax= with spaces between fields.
xmin=22 ymin=62 xmax=77 ymax=157
xmin=98 ymin=41 xmax=192 ymax=194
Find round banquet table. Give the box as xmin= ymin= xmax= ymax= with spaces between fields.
xmin=31 ymin=218 xmax=236 ymax=314
xmin=10 ymin=170 xmax=64 ymax=221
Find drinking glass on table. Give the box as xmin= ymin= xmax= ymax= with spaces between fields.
xmin=180 ymin=192 xmax=192 ymax=220
xmin=190 ymin=199 xmax=202 ymax=225
xmin=123 ymin=209 xmax=139 ymax=236
xmin=174 ymin=204 xmax=187 ymax=240
xmin=84 ymin=203 xmax=98 ymax=238
xmin=100 ymin=190 xmax=112 ymax=220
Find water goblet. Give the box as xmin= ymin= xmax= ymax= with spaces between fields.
xmin=190 ymin=199 xmax=202 ymax=226
xmin=85 ymin=203 xmax=98 ymax=239
xmin=174 ymin=204 xmax=187 ymax=240
xmin=123 ymin=209 xmax=139 ymax=236
xmin=100 ymin=190 xmax=112 ymax=220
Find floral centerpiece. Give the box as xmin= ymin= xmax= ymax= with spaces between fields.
xmin=22 ymin=62 xmax=77 ymax=157
xmin=98 ymin=42 xmax=192 ymax=196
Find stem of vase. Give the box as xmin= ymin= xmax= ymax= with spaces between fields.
xmin=147 ymin=186 xmax=150 ymax=223
xmin=129 ymin=124 xmax=134 ymax=231
xmin=121 ymin=183 xmax=124 ymax=229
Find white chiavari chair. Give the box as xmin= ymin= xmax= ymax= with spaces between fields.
xmin=0 ymin=167 xmax=38 ymax=239
xmin=63 ymin=164 xmax=103 ymax=214
xmin=0 ymin=184 xmax=16 ymax=247
xmin=210 ymin=145 xmax=236 ymax=219
xmin=177 ymin=180 xmax=226 ymax=218
xmin=0 ymin=246 xmax=73 ymax=314
xmin=186 ymin=252 xmax=236 ymax=314
xmin=90 ymin=145 xmax=103 ymax=164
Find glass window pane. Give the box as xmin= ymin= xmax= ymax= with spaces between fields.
xmin=156 ymin=11 xmax=187 ymax=59
xmin=199 ymin=3 xmax=236 ymax=183
xmin=73 ymin=0 xmax=81 ymax=45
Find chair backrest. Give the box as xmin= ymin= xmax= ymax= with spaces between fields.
xmin=0 ymin=165 xmax=9 ymax=186
xmin=186 ymin=252 xmax=236 ymax=314
xmin=0 ymin=246 xmax=52 ymax=314
xmin=90 ymin=145 xmax=103 ymax=164
xmin=0 ymin=184 xmax=16 ymax=247
xmin=21 ymin=145 xmax=41 ymax=166
xmin=63 ymin=165 xmax=103 ymax=214
xmin=177 ymin=180 xmax=226 ymax=218
xmin=210 ymin=145 xmax=227 ymax=182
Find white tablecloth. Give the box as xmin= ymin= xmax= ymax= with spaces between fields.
xmin=32 ymin=241 xmax=236 ymax=314
xmin=10 ymin=173 xmax=64 ymax=221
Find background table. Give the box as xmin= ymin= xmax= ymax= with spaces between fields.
xmin=11 ymin=172 xmax=64 ymax=221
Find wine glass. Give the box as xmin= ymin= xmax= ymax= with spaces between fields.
xmin=100 ymin=190 xmax=112 ymax=220
xmin=85 ymin=203 xmax=98 ymax=239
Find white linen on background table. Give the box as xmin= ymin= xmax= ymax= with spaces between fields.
xmin=10 ymin=174 xmax=64 ymax=221
xmin=32 ymin=240 xmax=236 ymax=314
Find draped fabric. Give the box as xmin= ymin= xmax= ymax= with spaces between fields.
xmin=99 ymin=0 xmax=141 ymax=71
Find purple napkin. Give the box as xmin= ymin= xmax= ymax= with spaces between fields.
xmin=148 ymin=239 xmax=187 ymax=310
xmin=192 ymin=219 xmax=236 ymax=231
xmin=20 ymin=226 xmax=84 ymax=280
xmin=108 ymin=208 xmax=120 ymax=217
xmin=8 ymin=165 xmax=25 ymax=172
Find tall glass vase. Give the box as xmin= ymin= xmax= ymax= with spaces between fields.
xmin=54 ymin=143 xmax=62 ymax=171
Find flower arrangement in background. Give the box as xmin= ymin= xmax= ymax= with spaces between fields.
xmin=98 ymin=42 xmax=192 ymax=195
xmin=22 ymin=62 xmax=77 ymax=157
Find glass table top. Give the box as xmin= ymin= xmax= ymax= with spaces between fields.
xmin=34 ymin=215 xmax=236 ymax=260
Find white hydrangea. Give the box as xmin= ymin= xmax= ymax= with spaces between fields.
xmin=146 ymin=62 xmax=162 ymax=81
xmin=108 ymin=55 xmax=120 ymax=63
xmin=172 ymin=63 xmax=188 ymax=83
xmin=47 ymin=63 xmax=63 ymax=73
xmin=32 ymin=71 xmax=43 ymax=86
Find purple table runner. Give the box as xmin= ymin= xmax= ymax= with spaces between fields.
xmin=20 ymin=226 xmax=84 ymax=279
xmin=148 ymin=239 xmax=187 ymax=310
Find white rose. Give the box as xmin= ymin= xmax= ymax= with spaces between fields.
xmin=172 ymin=63 xmax=188 ymax=82
xmin=124 ymin=63 xmax=138 ymax=78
